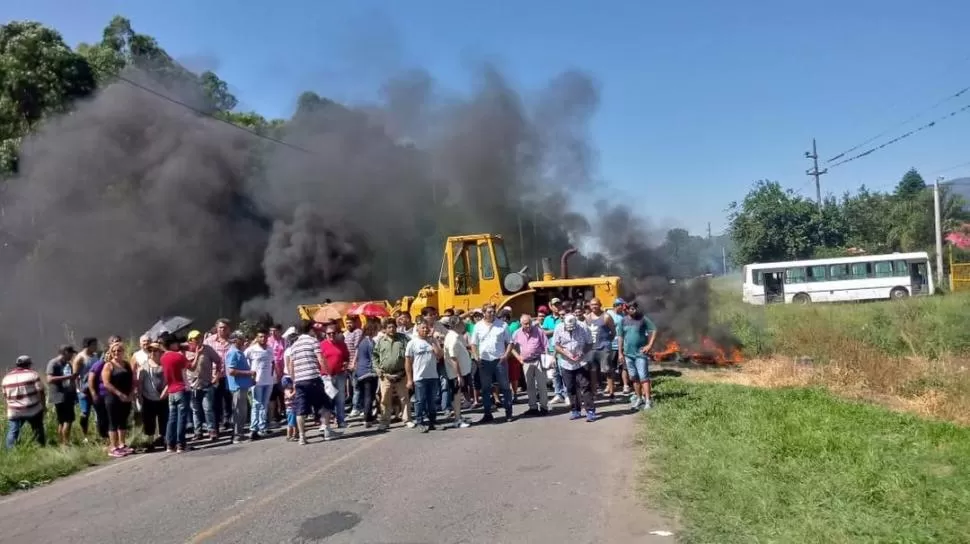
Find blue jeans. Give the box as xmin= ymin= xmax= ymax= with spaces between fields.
xmin=350 ymin=374 xmax=362 ymax=412
xmin=333 ymin=373 xmax=347 ymax=425
xmin=250 ymin=384 xmax=273 ymax=433
xmin=550 ymin=355 xmax=566 ymax=397
xmin=414 ymin=378 xmax=440 ymax=427
xmin=191 ymin=386 xmax=216 ymax=434
xmin=479 ymin=359 xmax=513 ymax=416
xmin=165 ymin=391 xmax=190 ymax=448
xmin=439 ymin=374 xmax=452 ymax=412
xmin=5 ymin=412 xmax=45 ymax=448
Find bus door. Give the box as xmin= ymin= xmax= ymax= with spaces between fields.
xmin=909 ymin=261 xmax=929 ymax=295
xmin=763 ymin=270 xmax=785 ymax=303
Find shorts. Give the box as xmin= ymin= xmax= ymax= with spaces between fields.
xmin=625 ymin=355 xmax=650 ymax=383
xmin=461 ymin=373 xmax=474 ymax=397
xmin=78 ymin=393 xmax=92 ymax=416
xmin=286 ymin=409 xmax=296 ymax=427
xmin=54 ymin=402 xmax=76 ymax=424
xmin=294 ymin=379 xmax=332 ymax=416
xmin=271 ymin=383 xmax=283 ymax=404
xmin=591 ymin=350 xmax=615 ymax=374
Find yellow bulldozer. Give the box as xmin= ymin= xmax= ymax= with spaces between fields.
xmin=297 ymin=233 xmax=622 ymax=321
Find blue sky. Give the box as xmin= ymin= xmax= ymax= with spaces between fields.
xmin=7 ymin=0 xmax=970 ymax=235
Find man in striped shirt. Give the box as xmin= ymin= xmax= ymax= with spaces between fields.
xmin=3 ymin=355 xmax=47 ymax=448
xmin=285 ymin=320 xmax=338 ymax=444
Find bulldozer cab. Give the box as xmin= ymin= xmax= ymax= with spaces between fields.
xmin=437 ymin=234 xmax=512 ymax=313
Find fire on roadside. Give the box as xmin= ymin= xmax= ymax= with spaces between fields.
xmin=650 ymin=337 xmax=744 ymax=365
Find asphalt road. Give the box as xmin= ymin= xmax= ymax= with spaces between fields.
xmin=0 ymin=400 xmax=674 ymax=544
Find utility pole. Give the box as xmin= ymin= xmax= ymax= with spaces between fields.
xmin=934 ymin=176 xmax=945 ymax=289
xmin=707 ymin=222 xmax=712 ymax=240
xmin=722 ymin=246 xmax=727 ymax=276
xmin=804 ymin=138 xmax=827 ymax=209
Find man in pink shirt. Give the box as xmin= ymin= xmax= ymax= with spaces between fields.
xmin=205 ymin=318 xmax=232 ymax=430
xmin=267 ymin=323 xmax=287 ymax=422
xmin=512 ymin=314 xmax=549 ymax=416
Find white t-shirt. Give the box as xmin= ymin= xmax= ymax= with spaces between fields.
xmin=470 ymin=320 xmax=511 ymax=361
xmin=282 ymin=346 xmax=293 ymax=378
xmin=245 ymin=343 xmax=275 ymax=386
xmin=443 ymin=330 xmax=473 ymax=379
xmin=405 ymin=337 xmax=438 ymax=380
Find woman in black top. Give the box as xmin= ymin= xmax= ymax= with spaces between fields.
xmin=100 ymin=342 xmax=134 ymax=458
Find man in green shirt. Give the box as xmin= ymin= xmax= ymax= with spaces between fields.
xmin=616 ymin=302 xmax=657 ymax=410
xmin=373 ymin=319 xmax=411 ymax=430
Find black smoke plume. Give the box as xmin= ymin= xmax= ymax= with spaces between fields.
xmin=0 ymin=62 xmax=738 ymax=361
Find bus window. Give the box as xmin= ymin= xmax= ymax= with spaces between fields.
xmin=808 ymin=265 xmax=826 ymax=282
xmin=893 ymin=260 xmax=908 ymax=276
xmin=785 ymin=267 xmax=807 ymax=284
xmin=829 ymin=264 xmax=849 ymax=279
xmin=850 ymin=263 xmax=869 ymax=278
xmin=873 ymin=261 xmax=893 ymax=278
xmin=753 ymin=271 xmax=762 ymax=286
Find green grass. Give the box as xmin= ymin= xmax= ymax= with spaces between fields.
xmin=710 ymin=276 xmax=970 ymax=360
xmin=0 ymin=404 xmax=147 ymax=495
xmin=639 ymin=378 xmax=970 ymax=543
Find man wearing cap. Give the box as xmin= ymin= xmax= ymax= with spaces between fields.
xmin=540 ymin=305 xmax=568 ymax=404
xmin=617 ymin=302 xmax=657 ymax=411
xmin=186 ymin=330 xmax=220 ymax=441
xmin=46 ymin=345 xmax=78 ymax=445
xmin=553 ymin=314 xmax=595 ymax=421
xmin=3 ymin=356 xmax=46 ymax=448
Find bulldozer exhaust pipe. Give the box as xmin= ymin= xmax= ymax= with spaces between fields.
xmin=541 ymin=257 xmax=554 ymax=281
xmin=560 ymin=248 xmax=578 ymax=279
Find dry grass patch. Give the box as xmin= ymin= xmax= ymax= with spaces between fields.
xmin=678 ymin=354 xmax=970 ymax=425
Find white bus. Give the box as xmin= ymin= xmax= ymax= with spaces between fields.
xmin=742 ymin=252 xmax=934 ymax=305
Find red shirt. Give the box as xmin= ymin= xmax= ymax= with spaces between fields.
xmin=160 ymin=351 xmax=190 ymax=394
xmin=319 ymin=339 xmax=349 ymax=376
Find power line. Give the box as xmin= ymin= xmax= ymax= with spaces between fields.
xmin=826 ymin=82 xmax=970 ymax=163
xmin=828 ymin=101 xmax=970 ymax=170
xmin=114 ymin=75 xmax=316 ymax=156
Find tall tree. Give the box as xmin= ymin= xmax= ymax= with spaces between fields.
xmin=894 ymin=167 xmax=926 ymax=199
xmin=0 ymin=21 xmax=97 ymax=176
xmin=728 ymin=181 xmax=839 ymax=264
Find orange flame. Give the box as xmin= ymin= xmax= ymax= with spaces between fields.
xmin=651 ymin=337 xmax=743 ymax=365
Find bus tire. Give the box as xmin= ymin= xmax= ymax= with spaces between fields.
xmin=890 ymin=287 xmax=909 ymax=299
xmin=792 ymin=293 xmax=811 ymax=304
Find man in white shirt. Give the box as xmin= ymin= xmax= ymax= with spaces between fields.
xmin=469 ymin=304 xmax=514 ymax=423
xmin=441 ymin=316 xmax=473 ymax=429
xmin=405 ymin=322 xmax=443 ymax=433
xmin=554 ymin=314 xmax=594 ymax=421
xmin=245 ymin=328 xmax=276 ymax=440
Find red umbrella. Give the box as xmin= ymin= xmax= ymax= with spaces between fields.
xmin=348 ymin=301 xmax=390 ymax=318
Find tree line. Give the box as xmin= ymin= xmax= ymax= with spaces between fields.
xmin=728 ymin=168 xmax=970 ymax=266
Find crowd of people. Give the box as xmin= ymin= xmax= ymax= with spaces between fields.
xmin=2 ymin=297 xmax=657 ymax=453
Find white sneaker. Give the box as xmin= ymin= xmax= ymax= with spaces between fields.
xmin=549 ymin=395 xmax=564 ymax=404
xmin=622 ymin=386 xmax=631 ymax=395
xmin=630 ymin=396 xmax=642 ymax=410
xmin=405 ymin=421 xmax=416 ymax=429
xmin=452 ymin=420 xmax=470 ymax=429
xmin=349 ymin=409 xmax=361 ymax=418
xmin=641 ymin=400 xmax=652 ymax=411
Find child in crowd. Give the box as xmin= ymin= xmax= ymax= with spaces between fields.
xmin=282 ymin=376 xmax=296 ymax=441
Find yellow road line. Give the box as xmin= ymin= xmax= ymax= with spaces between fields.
xmin=186 ymin=433 xmax=390 ymax=543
